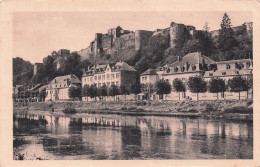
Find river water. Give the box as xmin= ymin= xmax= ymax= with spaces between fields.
xmin=13 ymin=113 xmax=253 ymax=160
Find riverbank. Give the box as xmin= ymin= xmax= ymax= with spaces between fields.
xmin=13 ymin=99 xmax=253 ymax=121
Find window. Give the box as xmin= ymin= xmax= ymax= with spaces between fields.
xmin=181 ymin=66 xmax=185 ymax=72
xmin=64 ymin=84 xmax=66 ymax=87
xmin=236 ymin=71 xmax=239 ymax=75
xmin=209 ymin=73 xmax=213 ymax=76
xmin=94 ymin=76 xmax=97 ymax=81
xmin=111 ymin=74 xmax=115 ymax=79
xmin=107 ymin=82 xmax=110 ymax=87
xmin=107 ymin=74 xmax=110 ymax=79
xmin=226 ymin=64 xmax=231 ymax=69
xmin=116 ymin=73 xmax=120 ymax=78
xmin=222 ymin=72 xmax=226 ymax=75
xmin=107 ymin=68 xmax=109 ymax=71
xmin=246 ymin=62 xmax=251 ymax=68
xmin=192 ymin=65 xmax=196 ymax=71
xmin=111 ymin=82 xmax=115 ymax=85
xmin=174 ymin=67 xmax=178 ymax=72
xmin=90 ymin=77 xmax=92 ymax=81
xmin=98 ymin=83 xmax=101 ymax=87
xmin=98 ymin=75 xmax=101 ymax=81
xmin=116 ymin=81 xmax=119 ymax=86
xmin=84 ymin=78 xmax=86 ymax=82
xmin=102 ymin=75 xmax=105 ymax=80
xmin=87 ymin=78 xmax=89 ymax=82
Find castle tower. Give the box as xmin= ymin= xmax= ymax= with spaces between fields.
xmin=169 ymin=22 xmax=185 ymax=48
xmin=33 ymin=63 xmax=43 ymax=75
xmin=94 ymin=33 xmax=102 ymax=55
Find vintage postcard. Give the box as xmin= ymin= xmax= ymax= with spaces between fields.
xmin=0 ymin=0 xmax=260 ymax=166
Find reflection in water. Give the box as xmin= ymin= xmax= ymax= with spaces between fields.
xmin=13 ymin=113 xmax=253 ymax=160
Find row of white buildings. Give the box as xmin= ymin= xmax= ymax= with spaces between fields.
xmin=45 ymin=52 xmax=253 ymax=101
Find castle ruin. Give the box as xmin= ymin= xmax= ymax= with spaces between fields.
xmin=78 ymin=22 xmax=196 ymax=58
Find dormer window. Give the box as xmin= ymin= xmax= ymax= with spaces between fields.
xmin=174 ymin=67 xmax=178 ymax=72
xmin=166 ymin=68 xmax=170 ymax=73
xmin=226 ymin=64 xmax=230 ymax=69
xmin=181 ymin=66 xmax=185 ymax=72
xmin=236 ymin=71 xmax=239 ymax=75
xmin=192 ymin=65 xmax=196 ymax=71
xmin=246 ymin=62 xmax=251 ymax=68
xmin=222 ymin=72 xmax=226 ymax=75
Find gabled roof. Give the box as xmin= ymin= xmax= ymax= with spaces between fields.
xmin=169 ymin=52 xmax=216 ymax=67
xmin=141 ymin=69 xmax=158 ymax=76
xmin=84 ymin=61 xmax=136 ymax=76
xmin=28 ymin=83 xmax=43 ymax=91
xmin=115 ymin=61 xmax=136 ymax=71
xmin=51 ymin=74 xmax=81 ymax=85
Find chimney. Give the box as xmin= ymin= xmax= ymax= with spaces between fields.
xmin=186 ymin=62 xmax=189 ymax=70
xmin=177 ymin=55 xmax=182 ymax=61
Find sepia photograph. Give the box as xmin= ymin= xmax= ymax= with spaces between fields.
xmin=1 ymin=0 xmax=260 ymax=166
xmin=12 ymin=11 xmax=253 ymax=160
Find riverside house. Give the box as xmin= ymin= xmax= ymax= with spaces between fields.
xmin=45 ymin=74 xmax=81 ymax=101
xmin=81 ymin=61 xmax=137 ymax=101
xmin=139 ymin=52 xmax=253 ymax=100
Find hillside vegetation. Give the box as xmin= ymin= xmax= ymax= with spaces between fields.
xmin=13 ymin=13 xmax=252 ymax=87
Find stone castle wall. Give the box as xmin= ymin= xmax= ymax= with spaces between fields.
xmin=81 ymin=22 xmax=196 ymax=58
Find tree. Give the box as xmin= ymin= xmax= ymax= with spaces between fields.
xmin=155 ymin=80 xmax=171 ymax=100
xmin=228 ymin=76 xmax=250 ymax=100
xmin=13 ymin=57 xmax=34 ymax=86
xmin=38 ymin=88 xmax=46 ymax=102
xmin=119 ymin=85 xmax=130 ymax=101
xmin=97 ymin=85 xmax=108 ymax=101
xmin=172 ymin=78 xmax=186 ymax=101
xmin=43 ymin=55 xmax=56 ymax=81
xmin=187 ymin=76 xmax=207 ymax=100
xmin=108 ymin=85 xmax=120 ymax=101
xmin=130 ymin=83 xmax=141 ymax=101
xmin=208 ymin=78 xmax=226 ymax=99
xmin=218 ymin=13 xmax=236 ymax=52
xmin=68 ymin=87 xmax=81 ymax=100
xmin=61 ymin=52 xmax=83 ymax=79
xmin=140 ymin=83 xmax=155 ymax=101
xmin=87 ymin=85 xmax=98 ymax=100
xmin=82 ymin=84 xmax=90 ymax=101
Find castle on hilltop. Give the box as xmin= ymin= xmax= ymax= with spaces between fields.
xmin=78 ymin=22 xmax=196 ymax=57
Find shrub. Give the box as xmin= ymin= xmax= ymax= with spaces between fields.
xmin=247 ymin=100 xmax=253 ymax=106
xmin=224 ymin=106 xmax=253 ymax=114
xmin=13 ymin=138 xmax=26 ymax=149
xmin=63 ymin=103 xmax=77 ymax=114
xmin=205 ymin=104 xmax=215 ymax=112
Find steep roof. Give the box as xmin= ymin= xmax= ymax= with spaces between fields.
xmin=51 ymin=74 xmax=81 ymax=85
xmin=28 ymin=83 xmax=43 ymax=91
xmin=204 ymin=69 xmax=252 ymax=77
xmin=169 ymin=52 xmax=216 ymax=67
xmin=141 ymin=69 xmax=158 ymax=76
xmin=115 ymin=61 xmax=137 ymax=71
xmin=216 ymin=59 xmax=252 ymax=64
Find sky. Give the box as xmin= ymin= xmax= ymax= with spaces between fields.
xmin=13 ymin=11 xmax=252 ymax=63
